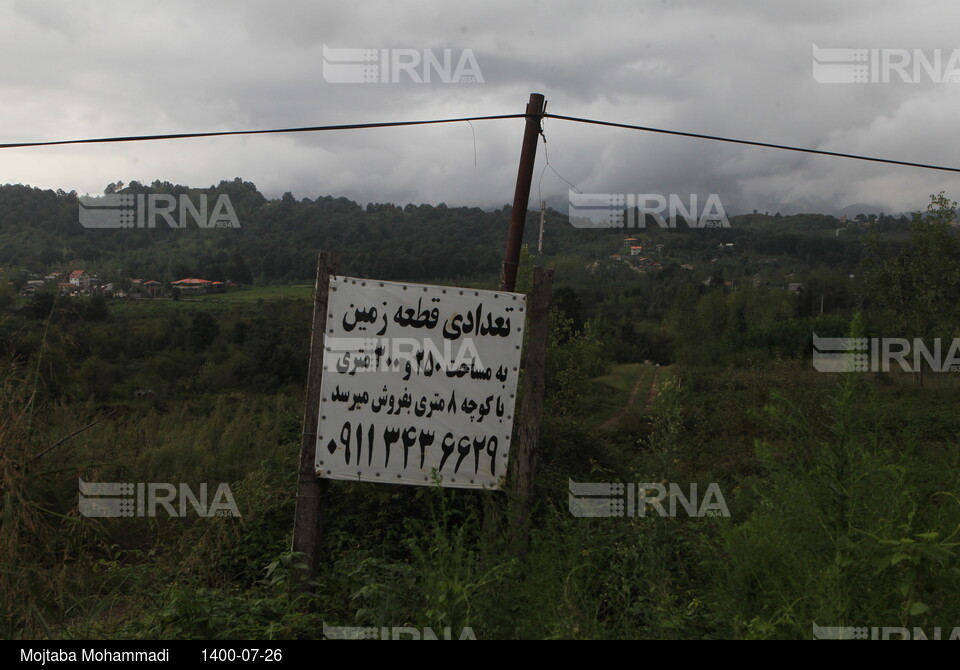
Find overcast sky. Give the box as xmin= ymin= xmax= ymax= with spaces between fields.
xmin=3 ymin=0 xmax=960 ymax=216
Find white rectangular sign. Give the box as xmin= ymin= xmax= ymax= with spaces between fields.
xmin=315 ymin=276 xmax=526 ymax=489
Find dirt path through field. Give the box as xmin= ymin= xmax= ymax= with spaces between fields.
xmin=642 ymin=366 xmax=661 ymax=412
xmin=600 ymin=366 xmax=659 ymax=429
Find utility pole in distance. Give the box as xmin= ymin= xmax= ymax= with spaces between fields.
xmin=537 ymin=200 xmax=546 ymax=254
xmin=500 ymin=93 xmax=546 ymax=292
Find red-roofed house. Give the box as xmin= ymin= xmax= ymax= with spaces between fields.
xmin=171 ymin=278 xmax=213 ymax=294
xmin=69 ymin=270 xmax=90 ymax=288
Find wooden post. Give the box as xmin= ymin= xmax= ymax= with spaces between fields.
xmin=292 ymin=251 xmax=339 ymax=586
xmin=500 ymin=93 xmax=546 ymax=292
xmin=482 ymin=93 xmax=545 ymax=541
xmin=508 ymin=266 xmax=553 ymax=557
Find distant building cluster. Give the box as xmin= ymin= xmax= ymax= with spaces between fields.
xmin=582 ymin=236 xmax=819 ymax=294
xmin=7 ymin=268 xmax=237 ymax=299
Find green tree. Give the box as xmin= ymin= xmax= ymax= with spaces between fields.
xmin=860 ymin=192 xmax=960 ymax=383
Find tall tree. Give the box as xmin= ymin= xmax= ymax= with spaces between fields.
xmin=860 ymin=192 xmax=960 ymax=383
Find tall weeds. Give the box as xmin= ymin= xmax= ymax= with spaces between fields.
xmin=0 ymin=361 xmax=102 ymax=638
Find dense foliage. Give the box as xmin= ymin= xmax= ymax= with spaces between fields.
xmin=1 ymin=183 xmax=958 ymax=640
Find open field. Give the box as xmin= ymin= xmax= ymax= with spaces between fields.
xmin=191 ymin=285 xmax=314 ymax=301
xmin=583 ymin=363 xmax=660 ymax=428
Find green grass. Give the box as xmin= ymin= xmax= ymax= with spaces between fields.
xmin=581 ymin=362 xmax=658 ymax=427
xmin=107 ymin=299 xmax=248 ymax=314
xmin=191 ymin=285 xmax=314 ymax=301
xmin=6 ymin=355 xmax=959 ymax=640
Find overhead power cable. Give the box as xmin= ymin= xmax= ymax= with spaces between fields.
xmin=543 ymin=113 xmax=960 ymax=174
xmin=0 ymin=114 xmax=526 ymax=149
xmin=1 ymin=109 xmax=958 ymax=175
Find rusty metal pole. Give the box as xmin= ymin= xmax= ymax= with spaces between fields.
xmin=500 ymin=93 xmax=546 ymax=292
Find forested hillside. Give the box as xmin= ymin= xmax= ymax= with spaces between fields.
xmin=0 ymin=179 xmax=888 ymax=283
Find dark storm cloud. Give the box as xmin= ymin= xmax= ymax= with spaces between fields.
xmin=2 ymin=0 xmax=960 ymax=215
